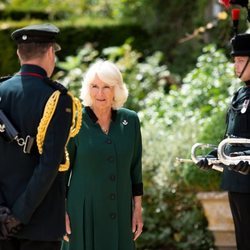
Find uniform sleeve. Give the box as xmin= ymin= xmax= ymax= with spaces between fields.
xmin=131 ymin=113 xmax=143 ymax=196
xmin=65 ymin=137 xmax=78 ymax=197
xmin=0 ymin=189 xmax=5 ymax=205
xmin=67 ymin=137 xmax=77 ymax=170
xmin=11 ymin=94 xmax=73 ymax=224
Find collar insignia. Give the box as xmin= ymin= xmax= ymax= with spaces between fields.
xmin=0 ymin=123 xmax=5 ymax=133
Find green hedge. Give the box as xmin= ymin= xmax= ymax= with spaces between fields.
xmin=0 ymin=10 xmax=50 ymax=20
xmin=0 ymin=28 xmax=19 ymax=76
xmin=0 ymin=21 xmax=150 ymax=76
xmin=56 ymin=24 xmax=150 ymax=60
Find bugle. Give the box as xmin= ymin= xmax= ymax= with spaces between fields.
xmin=176 ymin=143 xmax=223 ymax=172
xmin=176 ymin=137 xmax=250 ymax=172
xmin=217 ymin=137 xmax=250 ymax=165
xmin=191 ymin=143 xmax=223 ymax=172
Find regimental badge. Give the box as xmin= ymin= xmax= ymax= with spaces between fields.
xmin=0 ymin=123 xmax=5 ymax=133
xmin=22 ymin=35 xmax=28 ymax=41
xmin=241 ymin=99 xmax=250 ymax=114
xmin=122 ymin=120 xmax=128 ymax=125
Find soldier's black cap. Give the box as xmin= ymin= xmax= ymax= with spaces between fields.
xmin=11 ymin=23 xmax=60 ymax=44
xmin=231 ymin=33 xmax=250 ymax=56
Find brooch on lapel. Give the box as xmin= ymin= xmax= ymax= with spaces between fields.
xmin=122 ymin=120 xmax=128 ymax=125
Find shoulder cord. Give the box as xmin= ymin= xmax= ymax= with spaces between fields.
xmin=36 ymin=91 xmax=82 ymax=172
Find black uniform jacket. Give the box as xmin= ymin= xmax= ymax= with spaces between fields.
xmin=221 ymin=85 xmax=250 ymax=193
xmin=0 ymin=64 xmax=72 ymax=240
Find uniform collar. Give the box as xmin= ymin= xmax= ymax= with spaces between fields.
xmin=20 ymin=64 xmax=47 ymax=77
xmin=85 ymin=106 xmax=117 ymax=123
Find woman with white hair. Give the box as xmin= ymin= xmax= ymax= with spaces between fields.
xmin=62 ymin=60 xmax=143 ymax=250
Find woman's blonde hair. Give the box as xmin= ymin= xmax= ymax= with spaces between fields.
xmin=80 ymin=60 xmax=128 ymax=109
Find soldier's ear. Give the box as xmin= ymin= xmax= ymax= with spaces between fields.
xmin=16 ymin=49 xmax=22 ymax=64
xmin=47 ymin=46 xmax=54 ymax=59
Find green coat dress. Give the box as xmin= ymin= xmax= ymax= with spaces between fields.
xmin=62 ymin=106 xmax=143 ymax=250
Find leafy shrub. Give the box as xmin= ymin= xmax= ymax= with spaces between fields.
xmin=137 ymin=120 xmax=215 ymax=250
xmin=137 ymin=44 xmax=241 ymax=249
xmin=140 ymin=45 xmax=240 ymax=126
xmin=139 ymin=44 xmax=241 ymax=191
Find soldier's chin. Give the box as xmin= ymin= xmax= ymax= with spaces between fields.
xmin=236 ymin=72 xmax=243 ymax=79
xmin=239 ymin=75 xmax=248 ymax=81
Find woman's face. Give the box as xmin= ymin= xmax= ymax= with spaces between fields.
xmin=90 ymin=74 xmax=115 ymax=110
xmin=234 ymin=56 xmax=250 ymax=81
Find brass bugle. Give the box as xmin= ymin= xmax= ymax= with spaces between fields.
xmin=175 ymin=158 xmax=193 ymax=163
xmin=191 ymin=143 xmax=223 ymax=172
xmin=177 ymin=137 xmax=250 ymax=173
xmin=176 ymin=143 xmax=223 ymax=172
xmin=217 ymin=137 xmax=250 ymax=165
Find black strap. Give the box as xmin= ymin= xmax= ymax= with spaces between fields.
xmin=0 ymin=110 xmax=35 ymax=154
xmin=239 ymin=57 xmax=250 ymax=79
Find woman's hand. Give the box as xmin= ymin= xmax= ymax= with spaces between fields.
xmin=63 ymin=212 xmax=71 ymax=242
xmin=132 ymin=196 xmax=143 ymax=241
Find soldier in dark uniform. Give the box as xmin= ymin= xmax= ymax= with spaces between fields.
xmin=197 ymin=33 xmax=250 ymax=250
xmin=0 ymin=23 xmax=80 ymax=250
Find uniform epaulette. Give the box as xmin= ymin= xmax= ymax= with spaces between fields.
xmin=44 ymin=77 xmax=68 ymax=95
xmin=0 ymin=76 xmax=12 ymax=83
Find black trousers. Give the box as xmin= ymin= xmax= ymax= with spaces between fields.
xmin=0 ymin=238 xmax=61 ymax=250
xmin=228 ymin=192 xmax=250 ymax=250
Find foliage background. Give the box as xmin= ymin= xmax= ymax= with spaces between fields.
xmin=0 ymin=0 xmax=245 ymax=249
xmin=1 ymin=0 xmax=248 ymax=76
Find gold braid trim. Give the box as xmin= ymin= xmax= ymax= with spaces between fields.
xmin=36 ymin=91 xmax=82 ymax=172
xmin=59 ymin=92 xmax=82 ymax=171
xmin=68 ymin=92 xmax=82 ymax=138
xmin=36 ymin=90 xmax=60 ymax=155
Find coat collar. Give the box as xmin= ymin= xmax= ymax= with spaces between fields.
xmin=19 ymin=64 xmax=47 ymax=77
xmin=85 ymin=106 xmax=117 ymax=123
